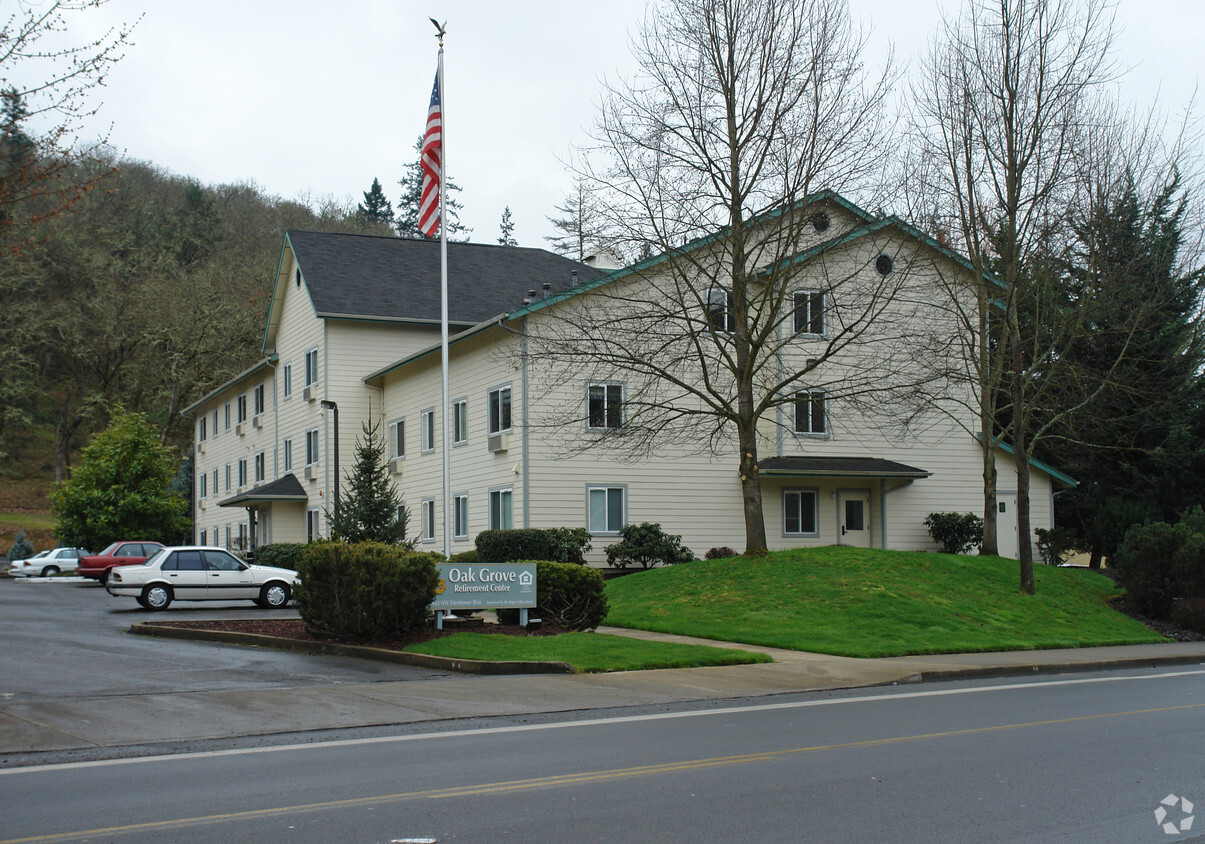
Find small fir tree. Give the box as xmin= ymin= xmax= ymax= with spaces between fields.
xmin=395 ymin=135 xmax=470 ymax=240
xmin=356 ymin=177 xmax=394 ymax=229
xmin=327 ymin=420 xmax=410 ymax=544
xmin=498 ymin=205 xmax=517 ymax=246
xmin=8 ymin=529 xmax=33 ymax=561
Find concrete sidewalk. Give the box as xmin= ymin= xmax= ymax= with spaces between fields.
xmin=2 ymin=625 xmax=1203 ymax=760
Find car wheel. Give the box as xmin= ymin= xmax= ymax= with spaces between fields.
xmin=257 ymin=582 xmax=290 ymax=609
xmin=99 ymin=569 xmax=111 ymax=585
xmin=136 ymin=596 xmax=150 ymax=609
xmin=41 ymin=566 xmax=60 ymax=577
xmin=142 ymin=584 xmax=172 ymax=610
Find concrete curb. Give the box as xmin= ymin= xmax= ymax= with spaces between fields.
xmin=915 ymin=654 xmax=1205 ymax=683
xmin=129 ymin=621 xmax=576 ymax=676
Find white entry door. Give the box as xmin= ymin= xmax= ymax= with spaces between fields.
xmin=996 ymin=493 xmax=1019 ymax=559
xmin=838 ymin=491 xmax=872 ymax=548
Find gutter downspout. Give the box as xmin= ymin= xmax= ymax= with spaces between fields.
xmin=881 ymin=479 xmax=914 ymax=549
xmin=521 ymin=317 xmax=530 ymax=528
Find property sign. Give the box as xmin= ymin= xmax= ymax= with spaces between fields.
xmin=431 ymin=563 xmax=537 ymax=611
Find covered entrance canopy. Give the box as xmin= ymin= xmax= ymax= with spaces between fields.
xmin=217 ymin=473 xmax=309 ymax=551
xmin=758 ymin=456 xmax=931 ymax=480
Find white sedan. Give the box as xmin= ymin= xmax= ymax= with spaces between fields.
xmin=106 ymin=546 xmax=298 ymax=610
xmin=8 ymin=548 xmax=90 ymax=578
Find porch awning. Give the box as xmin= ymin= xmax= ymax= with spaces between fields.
xmin=218 ymin=473 xmax=309 ymax=507
xmin=758 ymin=456 xmax=931 ymax=479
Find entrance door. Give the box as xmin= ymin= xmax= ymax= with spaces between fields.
xmin=996 ymin=493 xmax=1019 ymax=559
xmin=838 ymin=491 xmax=872 ymax=548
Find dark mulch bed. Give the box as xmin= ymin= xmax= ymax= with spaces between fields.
xmin=1108 ymin=595 xmax=1204 ymax=642
xmin=158 ymin=617 xmax=571 ymax=652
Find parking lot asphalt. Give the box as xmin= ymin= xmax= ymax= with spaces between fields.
xmin=4 ymin=576 xmax=1205 ymax=762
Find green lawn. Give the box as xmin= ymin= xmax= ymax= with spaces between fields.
xmin=405 ymin=631 xmax=772 ymax=673
xmin=601 ymin=546 xmax=1164 ymax=657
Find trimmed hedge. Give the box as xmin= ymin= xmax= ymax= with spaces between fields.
xmin=294 ymin=541 xmax=442 ymax=643
xmin=475 ymin=528 xmax=591 ymax=564
xmin=251 ymin=543 xmax=306 ymax=571
xmin=496 ymin=560 xmax=608 ymax=630
xmin=1112 ymin=507 xmax=1205 ymax=617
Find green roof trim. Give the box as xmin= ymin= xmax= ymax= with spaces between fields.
xmin=181 ymin=355 xmax=277 ymax=417
xmin=980 ymin=435 xmax=1078 ymax=488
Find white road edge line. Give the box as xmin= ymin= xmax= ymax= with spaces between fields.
xmin=3 ymin=667 xmax=1203 ymax=776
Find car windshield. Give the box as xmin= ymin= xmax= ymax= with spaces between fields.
xmin=97 ymin=542 xmax=121 ymax=556
xmin=142 ymin=548 xmax=170 ymax=567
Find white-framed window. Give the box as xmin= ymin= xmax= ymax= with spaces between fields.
xmin=304 ymin=348 xmax=318 ymax=387
xmin=254 ymin=451 xmax=265 ymax=483
xmin=237 ymin=394 xmax=247 ymax=424
xmin=421 ymin=499 xmax=436 ymax=542
xmin=253 ymin=383 xmax=265 ymax=416
xmin=305 ymin=428 xmax=319 ymax=465
xmin=225 ymin=463 xmax=231 ymax=491
xmin=282 ymin=362 xmax=292 ymax=400
xmin=453 ymin=493 xmax=468 ymax=539
xmin=421 ymin=408 xmax=435 ymax=453
xmin=387 ymin=418 xmax=405 ymax=458
xmin=588 ymin=382 xmax=624 ymax=430
xmin=452 ymin=398 xmax=467 ymax=446
xmin=199 ymin=472 xmax=207 ymax=498
xmin=587 ymin=485 xmax=626 ymax=535
xmin=306 ymin=508 xmax=320 ymax=542
xmin=489 ymin=487 xmax=513 ymax=530
xmin=237 ymin=458 xmax=248 ymax=488
xmin=224 ymin=402 xmax=231 ymax=431
xmin=793 ymin=290 xmax=826 ymax=336
xmin=707 ymin=287 xmax=735 ymax=333
xmin=784 ymin=489 xmax=819 ymax=536
xmin=283 ymin=438 xmax=293 ymax=471
xmin=488 ymin=385 xmax=512 ymax=434
xmin=212 ymin=409 xmax=219 ymax=438
xmin=793 ymin=389 xmax=827 ymax=435
xmin=225 ymin=524 xmax=231 ymax=548
xmin=212 ymin=468 xmax=218 ymax=498
xmin=199 ymin=529 xmax=207 ymax=546
xmin=199 ymin=416 xmax=207 ymax=442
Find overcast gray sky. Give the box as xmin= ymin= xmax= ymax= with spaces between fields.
xmin=53 ymin=0 xmax=1203 ymax=247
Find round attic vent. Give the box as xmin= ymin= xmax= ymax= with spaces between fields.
xmin=811 ymin=211 xmax=830 ymax=233
xmin=875 ymin=254 xmax=894 ymax=276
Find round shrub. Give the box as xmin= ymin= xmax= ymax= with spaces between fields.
xmin=924 ymin=512 xmax=984 ymax=555
xmin=294 ymin=541 xmax=442 ymax=643
xmin=705 ymin=546 xmax=738 ymax=560
xmin=496 ymin=560 xmax=608 ymax=630
xmin=605 ymin=522 xmax=695 ymax=569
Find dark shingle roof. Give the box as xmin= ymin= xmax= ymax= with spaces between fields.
xmin=218 ymin=473 xmax=309 ymax=507
xmin=758 ymin=456 xmax=931 ymax=479
xmin=286 ymin=231 xmax=610 ymax=325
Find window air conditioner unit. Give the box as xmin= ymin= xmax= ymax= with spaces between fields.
xmin=303 ymin=385 xmax=316 ymax=402
xmin=389 ymin=458 xmax=404 ymax=475
xmin=199 ymin=499 xmax=207 ymax=510
xmin=488 ymin=433 xmax=509 ymax=453
xmin=252 ymin=415 xmax=263 ymax=429
xmin=235 ymin=423 xmax=245 ymax=436
xmin=198 ymin=441 xmax=206 ymax=454
xmin=304 ymin=465 xmax=316 ymax=481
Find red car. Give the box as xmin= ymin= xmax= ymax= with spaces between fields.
xmin=77 ymin=541 xmax=166 ymax=584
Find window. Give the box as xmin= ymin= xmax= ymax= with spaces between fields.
xmin=387 ymin=418 xmax=405 ymax=458
xmin=306 ymin=509 xmax=320 ymax=542
xmin=199 ymin=529 xmax=207 ymax=546
xmin=488 ymin=386 xmax=512 ymax=434
xmin=199 ymin=416 xmax=207 ymax=442
xmin=421 ymin=499 xmax=436 ymax=542
xmin=253 ymin=383 xmax=265 ymax=416
xmin=225 ymin=524 xmax=231 ymax=548
xmin=237 ymin=394 xmax=247 ymax=424
xmin=489 ymin=487 xmax=513 ymax=530
xmin=255 ymin=451 xmax=265 ymax=483
xmin=793 ymin=290 xmax=825 ymax=335
xmin=304 ymin=348 xmax=318 ymax=387
xmin=224 ymin=402 xmax=231 ymax=431
xmin=199 ymin=472 xmax=207 ymax=498
xmin=213 ymin=468 xmax=218 ymax=498
xmin=587 ymin=485 xmax=625 ymax=534
xmin=421 ymin=408 xmax=435 ymax=453
xmin=784 ymin=489 xmax=819 ymax=536
xmin=707 ymin=287 xmax=735 ymax=333
xmin=305 ymin=428 xmax=319 ymax=465
xmin=794 ymin=389 xmax=827 ymax=435
xmin=452 ymin=398 xmax=467 ymax=445
xmin=453 ymin=493 xmax=468 ymax=539
xmin=283 ymin=438 xmax=293 ymax=471
xmin=588 ymin=383 xmax=624 ymax=430
xmin=225 ymin=463 xmax=231 ymax=491
xmin=237 ymin=458 xmax=247 ymax=488
xmin=212 ymin=409 xmax=219 ymax=438
xmin=282 ymin=363 xmax=292 ymax=400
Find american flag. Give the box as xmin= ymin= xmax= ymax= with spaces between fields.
xmin=418 ymin=72 xmax=442 ymax=238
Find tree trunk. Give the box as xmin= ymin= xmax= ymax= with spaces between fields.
xmin=738 ymin=423 xmax=767 ymax=556
xmin=1013 ymin=366 xmax=1034 ymax=595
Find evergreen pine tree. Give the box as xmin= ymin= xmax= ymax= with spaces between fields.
xmin=327 ymin=420 xmax=410 ymax=544
xmin=545 ymin=177 xmax=605 ymax=261
xmin=395 ymin=136 xmax=470 ymax=240
xmin=356 ymin=177 xmax=394 ymax=229
xmin=8 ymin=529 xmax=33 ymax=561
xmin=497 ymin=206 xmax=517 ymax=246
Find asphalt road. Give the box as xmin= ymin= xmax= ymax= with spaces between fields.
xmin=1 ymin=666 xmax=1202 ymax=843
xmin=1 ymin=576 xmax=452 ymax=701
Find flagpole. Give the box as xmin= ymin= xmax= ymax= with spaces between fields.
xmin=435 ymin=32 xmax=451 ymax=562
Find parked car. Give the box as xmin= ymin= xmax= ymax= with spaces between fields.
xmin=7 ymin=547 xmax=90 ymax=578
xmin=106 ymin=546 xmax=298 ymax=610
xmin=77 ymin=541 xmax=166 ymax=584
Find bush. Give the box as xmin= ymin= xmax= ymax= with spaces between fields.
xmin=605 ymin=522 xmax=695 ymax=569
xmin=705 ymin=546 xmax=738 ymax=560
xmin=1034 ymin=526 xmax=1083 ymax=566
xmin=475 ymin=528 xmax=591 ymax=564
xmin=496 ymin=560 xmax=608 ymax=630
xmin=293 ymin=541 xmax=442 ymax=643
xmin=1172 ymin=597 xmax=1205 ymax=636
xmin=251 ymin=543 xmax=306 ymax=571
xmin=448 ymin=549 xmax=478 ymax=563
xmin=924 ymin=512 xmax=984 ymax=555
xmin=8 ymin=530 xmax=33 ymax=561
xmin=1112 ymin=507 xmax=1205 ymax=618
